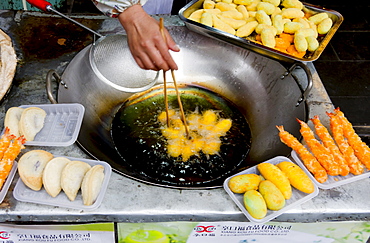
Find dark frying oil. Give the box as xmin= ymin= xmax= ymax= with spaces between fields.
xmin=111 ymin=85 xmax=251 ymax=186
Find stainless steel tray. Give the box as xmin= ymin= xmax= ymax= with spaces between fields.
xmin=179 ymin=0 xmax=343 ymax=63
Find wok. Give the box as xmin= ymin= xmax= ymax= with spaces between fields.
xmin=46 ymin=26 xmax=311 ymax=189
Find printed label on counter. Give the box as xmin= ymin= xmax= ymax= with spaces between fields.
xmin=0 ymin=223 xmax=114 ymax=243
xmin=116 ymin=221 xmax=370 ymax=243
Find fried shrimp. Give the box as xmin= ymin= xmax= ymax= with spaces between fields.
xmin=276 ymin=125 xmax=327 ymax=183
xmin=334 ymin=108 xmax=370 ymax=170
xmin=297 ymin=118 xmax=340 ymax=176
xmin=311 ymin=116 xmax=350 ymax=176
xmin=327 ymin=112 xmax=364 ymax=175
xmin=0 ymin=127 xmax=16 ymax=160
xmin=0 ymin=135 xmax=26 ymax=189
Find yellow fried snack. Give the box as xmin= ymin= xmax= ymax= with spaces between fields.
xmin=255 ymin=24 xmax=277 ymax=35
xmin=283 ymin=22 xmax=304 ymax=34
xmin=257 ymin=2 xmax=276 ymax=15
xmin=294 ymin=33 xmax=308 ymax=52
xmin=272 ymin=14 xmax=284 ymax=34
xmin=218 ymin=15 xmax=247 ymax=29
xmin=306 ymin=35 xmax=319 ymax=51
xmin=317 ymin=17 xmax=333 ymax=35
xmin=255 ymin=10 xmax=272 ymax=25
xmin=277 ymin=161 xmax=315 ymax=194
xmin=246 ymin=0 xmax=260 ymax=11
xmin=212 ymin=14 xmax=236 ymax=35
xmin=200 ymin=12 xmax=213 ymax=27
xmin=263 ymin=0 xmax=280 ymax=7
xmin=234 ymin=0 xmax=254 ymax=5
xmin=218 ymin=9 xmax=244 ymax=20
xmin=281 ymin=0 xmax=303 ymax=9
xmin=258 ymin=180 xmax=286 ymax=210
xmin=188 ymin=9 xmax=204 ymax=22
xmin=236 ymin=5 xmax=249 ymax=19
xmin=308 ymin=12 xmax=329 ymax=25
xmin=243 ymin=190 xmax=267 ymax=219
xmin=295 ymin=28 xmax=316 ymax=37
xmin=215 ymin=2 xmax=236 ymax=11
xmin=257 ymin=162 xmax=292 ymax=199
xmin=236 ymin=21 xmax=258 ymax=37
xmin=261 ymin=28 xmax=276 ymax=48
xmin=203 ymin=0 xmax=215 ymax=9
xmin=281 ymin=8 xmax=305 ymax=19
xmin=228 ymin=173 xmax=261 ymax=193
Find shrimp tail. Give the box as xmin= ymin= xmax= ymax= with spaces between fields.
xmin=276 ymin=125 xmax=328 ymax=183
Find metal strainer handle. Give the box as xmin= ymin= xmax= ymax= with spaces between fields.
xmin=26 ymin=0 xmax=102 ymax=38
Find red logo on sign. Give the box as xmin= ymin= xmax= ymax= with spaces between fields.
xmin=195 ymin=226 xmax=216 ymax=233
xmin=0 ymin=231 xmax=10 ymax=239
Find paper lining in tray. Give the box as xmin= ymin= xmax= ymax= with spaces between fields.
xmin=0 ymin=161 xmax=18 ymax=204
xmin=1 ymin=103 xmax=85 ymax=146
xmin=223 ymin=156 xmax=319 ymax=224
xmin=13 ymin=156 xmax=111 ymax=210
xmin=291 ymin=150 xmax=370 ymax=190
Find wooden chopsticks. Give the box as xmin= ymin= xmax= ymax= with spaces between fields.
xmin=159 ymin=18 xmax=189 ymax=138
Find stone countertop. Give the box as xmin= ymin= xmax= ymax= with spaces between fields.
xmin=1 ymin=10 xmax=369 ymax=224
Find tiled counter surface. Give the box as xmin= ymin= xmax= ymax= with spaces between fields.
xmin=1 ymin=11 xmax=369 ymax=223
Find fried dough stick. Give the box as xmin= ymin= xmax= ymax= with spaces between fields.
xmin=334 ymin=108 xmax=370 ymax=170
xmin=276 ymin=125 xmax=327 ymax=183
xmin=311 ymin=116 xmax=350 ymax=176
xmin=327 ymin=112 xmax=364 ymax=175
xmin=297 ymin=118 xmax=340 ymax=176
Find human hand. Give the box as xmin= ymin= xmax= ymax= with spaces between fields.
xmin=118 ymin=4 xmax=180 ymax=71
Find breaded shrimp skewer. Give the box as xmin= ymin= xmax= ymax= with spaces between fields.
xmin=311 ymin=116 xmax=350 ymax=176
xmin=334 ymin=108 xmax=370 ymax=170
xmin=297 ymin=118 xmax=340 ymax=176
xmin=0 ymin=127 xmax=16 ymax=161
xmin=0 ymin=135 xmax=26 ymax=189
xmin=327 ymin=112 xmax=364 ymax=175
xmin=276 ymin=125 xmax=328 ymax=183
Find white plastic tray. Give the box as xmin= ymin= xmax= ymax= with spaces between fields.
xmin=223 ymin=156 xmax=319 ymax=224
xmin=13 ymin=156 xmax=111 ymax=210
xmin=0 ymin=161 xmax=18 ymax=203
xmin=291 ymin=150 xmax=370 ymax=189
xmin=18 ymin=103 xmax=84 ymax=146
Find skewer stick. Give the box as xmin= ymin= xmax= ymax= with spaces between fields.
xmin=159 ymin=18 xmax=170 ymax=127
xmin=159 ymin=18 xmax=189 ymax=137
xmin=163 ymin=70 xmax=170 ymax=127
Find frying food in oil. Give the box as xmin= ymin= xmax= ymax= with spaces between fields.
xmin=158 ymin=109 xmax=232 ymax=162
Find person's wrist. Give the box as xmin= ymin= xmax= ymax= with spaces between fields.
xmin=118 ymin=4 xmax=146 ymax=29
xmin=118 ymin=4 xmax=144 ymax=25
